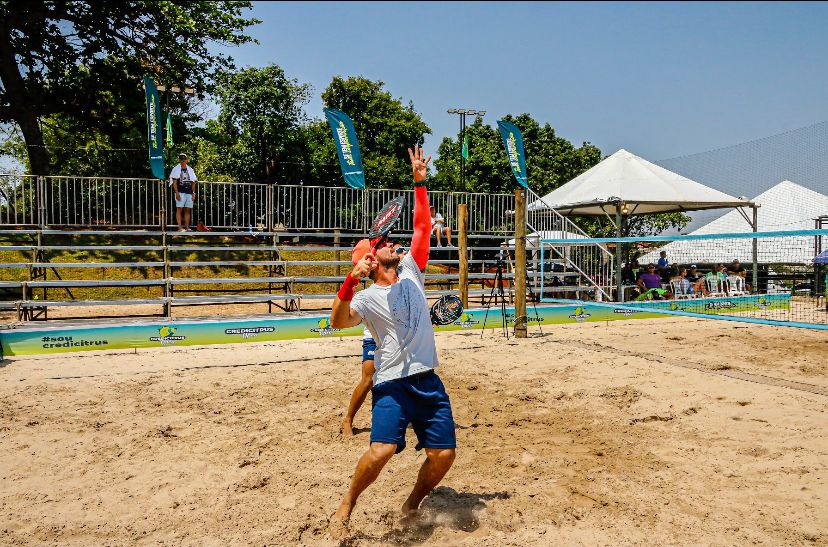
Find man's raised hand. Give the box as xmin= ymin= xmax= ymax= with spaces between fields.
xmin=408 ymin=145 xmax=431 ymax=184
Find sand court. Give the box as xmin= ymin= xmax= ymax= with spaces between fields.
xmin=1 ymin=316 xmax=826 ymax=545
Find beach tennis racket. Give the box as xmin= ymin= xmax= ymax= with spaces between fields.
xmin=368 ymin=196 xmax=405 ymax=248
xmin=430 ymin=294 xmax=464 ymax=325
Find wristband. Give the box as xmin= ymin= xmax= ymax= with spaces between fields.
xmin=413 ymin=179 xmax=427 ymax=187
xmin=337 ymin=273 xmax=360 ymax=301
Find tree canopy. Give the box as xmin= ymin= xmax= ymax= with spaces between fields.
xmin=0 ymin=0 xmax=258 ymax=174
xmin=431 ymin=113 xmax=602 ymax=196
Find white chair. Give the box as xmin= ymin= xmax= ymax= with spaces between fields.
xmin=705 ymin=276 xmax=724 ymax=297
xmin=726 ymin=275 xmax=748 ymax=296
xmin=670 ymin=279 xmax=694 ymax=300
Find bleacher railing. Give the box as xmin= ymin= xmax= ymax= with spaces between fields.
xmin=526 ymin=188 xmax=614 ymax=299
xmin=0 ymin=175 xmax=515 ymax=233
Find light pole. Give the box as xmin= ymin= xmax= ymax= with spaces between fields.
xmin=447 ymin=108 xmax=485 ymax=192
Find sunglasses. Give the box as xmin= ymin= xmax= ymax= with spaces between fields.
xmin=394 ymin=247 xmax=407 ymax=254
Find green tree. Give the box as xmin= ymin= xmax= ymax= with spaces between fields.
xmin=203 ymin=65 xmax=311 ymax=184
xmin=0 ymin=0 xmax=258 ymax=175
xmin=313 ymin=76 xmax=431 ymax=188
xmin=431 ymin=113 xmax=602 ymax=195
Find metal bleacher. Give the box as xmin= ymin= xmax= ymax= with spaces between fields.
xmin=0 ymin=177 xmax=602 ymax=321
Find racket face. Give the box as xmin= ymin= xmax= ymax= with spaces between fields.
xmin=430 ymin=294 xmax=464 ymax=325
xmin=368 ymin=196 xmax=405 ymax=239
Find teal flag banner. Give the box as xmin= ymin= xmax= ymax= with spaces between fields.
xmin=143 ymin=76 xmax=165 ymax=180
xmin=497 ymin=120 xmax=528 ymax=188
xmin=324 ymin=108 xmax=365 ymax=189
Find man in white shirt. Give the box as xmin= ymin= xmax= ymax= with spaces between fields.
xmin=329 ymin=146 xmax=455 ymax=538
xmin=430 ymin=206 xmax=452 ymax=247
xmin=169 ymin=153 xmax=197 ymax=231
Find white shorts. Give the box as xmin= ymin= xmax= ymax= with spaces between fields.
xmin=175 ymin=193 xmax=193 ymax=208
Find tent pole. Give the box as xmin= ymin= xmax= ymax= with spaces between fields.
xmin=615 ymin=205 xmax=623 ymax=302
xmin=751 ymin=205 xmax=758 ymax=293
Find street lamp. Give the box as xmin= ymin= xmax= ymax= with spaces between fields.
xmin=447 ymin=107 xmax=485 ymax=192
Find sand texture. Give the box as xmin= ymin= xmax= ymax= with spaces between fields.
xmin=1 ymin=316 xmax=826 ymax=546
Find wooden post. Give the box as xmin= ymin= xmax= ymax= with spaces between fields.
xmin=514 ymin=189 xmax=527 ymax=338
xmin=458 ymin=203 xmax=468 ymax=308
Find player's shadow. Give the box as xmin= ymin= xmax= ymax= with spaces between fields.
xmin=341 ymin=486 xmax=510 ymax=546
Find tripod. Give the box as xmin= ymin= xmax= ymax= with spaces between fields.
xmin=480 ymin=257 xmax=510 ymax=339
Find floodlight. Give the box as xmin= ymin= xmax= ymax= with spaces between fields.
xmin=447 ymin=108 xmax=457 ymax=114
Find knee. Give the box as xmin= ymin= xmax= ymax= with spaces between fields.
xmin=427 ymin=448 xmax=456 ymax=468
xmin=368 ymin=442 xmax=397 ymax=463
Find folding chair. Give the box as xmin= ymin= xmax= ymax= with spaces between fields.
xmin=670 ymin=279 xmax=695 ymax=300
xmin=726 ymin=275 xmax=748 ymax=296
xmin=705 ymin=276 xmax=725 ymax=297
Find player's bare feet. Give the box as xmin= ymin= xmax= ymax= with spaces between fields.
xmin=341 ymin=419 xmax=354 ymax=437
xmin=330 ymin=502 xmax=353 ymax=540
xmin=328 ymin=513 xmax=350 ymax=541
xmin=398 ymin=502 xmax=421 ymax=529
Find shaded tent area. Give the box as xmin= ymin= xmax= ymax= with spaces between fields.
xmin=529 ymin=149 xmax=753 ymax=216
xmin=640 ymin=181 xmax=828 ymax=265
xmin=529 ymin=149 xmax=755 ymax=299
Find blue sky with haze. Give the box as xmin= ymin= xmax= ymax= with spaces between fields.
xmin=218 ymin=1 xmax=828 ymax=162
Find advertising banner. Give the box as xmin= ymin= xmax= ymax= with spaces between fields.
xmin=497 ymin=120 xmax=528 ymax=188
xmin=143 ymin=76 xmax=165 ymax=180
xmin=0 ymin=294 xmax=791 ymax=356
xmin=323 ymin=108 xmax=366 ymax=189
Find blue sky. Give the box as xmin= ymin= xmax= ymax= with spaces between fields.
xmin=218 ymin=1 xmax=828 ymax=161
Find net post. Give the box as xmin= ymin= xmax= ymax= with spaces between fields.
xmin=751 ymin=205 xmax=758 ymax=293
xmin=458 ymin=203 xmax=469 ymax=308
xmin=514 ymin=189 xmax=527 ymax=338
xmin=615 ymin=205 xmax=623 ymax=301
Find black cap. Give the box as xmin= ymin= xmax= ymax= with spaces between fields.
xmin=178 ymin=153 xmax=188 ymax=160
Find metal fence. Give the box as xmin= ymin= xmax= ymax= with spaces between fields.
xmin=0 ymin=174 xmax=39 ymax=226
xmin=0 ymin=174 xmax=517 ymax=233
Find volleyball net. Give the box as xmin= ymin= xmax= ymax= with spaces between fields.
xmin=538 ymin=229 xmax=828 ymax=330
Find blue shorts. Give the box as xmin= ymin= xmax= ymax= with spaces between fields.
xmin=362 ymin=337 xmax=376 ymax=362
xmin=370 ymin=370 xmax=456 ymax=453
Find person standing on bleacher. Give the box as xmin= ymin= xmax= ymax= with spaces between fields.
xmin=169 ymin=153 xmax=198 ymax=232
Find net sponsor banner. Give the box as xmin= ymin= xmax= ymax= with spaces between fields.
xmin=323 ymin=108 xmax=365 ymax=189
xmin=1 ymin=294 xmax=790 ymax=356
xmin=143 ymin=76 xmax=165 ymax=181
xmin=497 ymin=120 xmax=528 ymax=188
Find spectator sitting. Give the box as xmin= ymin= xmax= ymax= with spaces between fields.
xmin=636 ymin=264 xmax=667 ymax=300
xmin=430 ymin=206 xmax=453 ymax=247
xmin=728 ymin=259 xmax=746 ymax=277
xmin=686 ymin=265 xmax=706 ymax=295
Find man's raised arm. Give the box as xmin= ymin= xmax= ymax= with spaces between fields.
xmin=408 ymin=145 xmax=431 ymax=271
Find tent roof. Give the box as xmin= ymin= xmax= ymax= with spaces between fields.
xmin=529 ymin=149 xmax=753 ymax=216
xmin=640 ymin=180 xmax=828 ymax=265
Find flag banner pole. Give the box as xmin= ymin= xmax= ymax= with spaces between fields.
xmin=143 ymin=76 xmax=165 ymax=181
xmin=497 ymin=120 xmax=529 ymax=188
xmin=324 ymin=108 xmax=366 ymax=189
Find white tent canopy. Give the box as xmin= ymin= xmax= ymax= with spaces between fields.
xmin=640 ymin=181 xmax=828 ymax=265
xmin=529 ymin=149 xmax=753 ymax=216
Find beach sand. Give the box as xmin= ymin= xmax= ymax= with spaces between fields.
xmin=1 ymin=316 xmax=826 ymax=546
